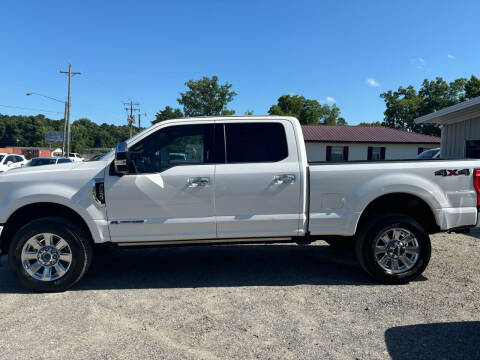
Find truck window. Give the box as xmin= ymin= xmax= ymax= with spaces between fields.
xmin=224 ymin=123 xmax=288 ymax=163
xmin=128 ymin=124 xmax=214 ymax=174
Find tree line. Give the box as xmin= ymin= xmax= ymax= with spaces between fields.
xmin=0 ymin=114 xmax=131 ymax=153
xmin=1 ymin=74 xmax=479 ymax=152
xmin=379 ymin=75 xmax=480 ymax=136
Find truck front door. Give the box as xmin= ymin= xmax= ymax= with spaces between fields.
xmin=105 ymin=122 xmax=217 ymax=243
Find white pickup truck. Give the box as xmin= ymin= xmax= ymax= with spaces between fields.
xmin=0 ymin=116 xmax=479 ymax=291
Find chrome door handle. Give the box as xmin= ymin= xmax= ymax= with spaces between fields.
xmin=274 ymin=174 xmax=296 ymax=184
xmin=188 ymin=177 xmax=210 ymax=187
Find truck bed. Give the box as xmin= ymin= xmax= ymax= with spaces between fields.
xmin=307 ymin=159 xmax=480 ymax=236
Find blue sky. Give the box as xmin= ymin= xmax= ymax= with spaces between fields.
xmin=1 ymin=0 xmax=479 ymax=126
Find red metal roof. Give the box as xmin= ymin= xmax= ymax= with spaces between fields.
xmin=301 ymin=125 xmax=440 ymax=144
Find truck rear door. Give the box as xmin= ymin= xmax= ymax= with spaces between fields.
xmin=214 ymin=120 xmax=302 ymax=238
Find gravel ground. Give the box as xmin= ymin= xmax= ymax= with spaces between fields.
xmin=0 ymin=230 xmax=479 ymax=360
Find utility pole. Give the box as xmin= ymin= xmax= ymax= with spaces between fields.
xmin=138 ymin=112 xmax=147 ymax=129
xmin=123 ymin=100 xmax=139 ymax=137
xmin=60 ymin=64 xmax=81 ymax=155
xmin=62 ymin=102 xmax=68 ymax=156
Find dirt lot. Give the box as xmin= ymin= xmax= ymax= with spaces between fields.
xmin=0 ymin=230 xmax=479 ymax=360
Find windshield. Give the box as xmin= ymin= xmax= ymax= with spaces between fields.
xmin=26 ymin=158 xmax=57 ymax=166
xmin=0 ymin=155 xmax=4 ymax=163
xmin=88 ymin=153 xmax=106 ymax=161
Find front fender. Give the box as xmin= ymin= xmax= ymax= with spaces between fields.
xmin=0 ymin=183 xmax=109 ymax=244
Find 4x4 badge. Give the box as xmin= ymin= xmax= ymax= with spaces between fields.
xmin=434 ymin=169 xmax=470 ymax=176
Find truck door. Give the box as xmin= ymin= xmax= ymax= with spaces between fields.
xmin=214 ymin=120 xmax=302 ymax=238
xmin=105 ymin=123 xmax=217 ymax=243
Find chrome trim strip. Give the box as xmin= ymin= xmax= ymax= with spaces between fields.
xmin=110 ymin=220 xmax=147 ymax=225
xmin=0 ymin=226 xmax=3 ymax=237
xmin=116 ymin=237 xmax=292 ymax=246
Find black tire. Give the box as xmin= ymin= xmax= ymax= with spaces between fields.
xmin=324 ymin=236 xmax=355 ymax=251
xmin=8 ymin=217 xmax=93 ymax=292
xmin=355 ymin=214 xmax=431 ymax=284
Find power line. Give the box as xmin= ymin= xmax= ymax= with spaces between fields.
xmin=0 ymin=104 xmax=64 ymax=115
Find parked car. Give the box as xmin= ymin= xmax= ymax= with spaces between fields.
xmin=88 ymin=153 xmax=106 ymax=161
xmin=68 ymin=153 xmax=84 ymax=162
xmin=23 ymin=157 xmax=72 ymax=167
xmin=0 ymin=153 xmax=26 ymax=173
xmin=0 ymin=116 xmax=479 ymax=292
xmin=417 ymin=148 xmax=440 ymax=159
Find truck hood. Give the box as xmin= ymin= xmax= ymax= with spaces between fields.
xmin=0 ymin=159 xmax=110 ymax=225
xmin=0 ymin=160 xmax=108 ymax=182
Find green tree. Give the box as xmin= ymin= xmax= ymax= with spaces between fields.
xmin=465 ymin=75 xmax=480 ymax=99
xmin=177 ymin=76 xmax=237 ymax=117
xmin=418 ymin=77 xmax=466 ymax=116
xmin=152 ymin=106 xmax=183 ymax=124
xmin=268 ymin=95 xmax=346 ymax=125
xmin=357 ymin=121 xmax=382 ymax=126
xmin=380 ymin=76 xmax=480 ymax=136
xmin=0 ymin=114 xmax=64 ymax=147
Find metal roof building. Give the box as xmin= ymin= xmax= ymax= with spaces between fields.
xmin=302 ymin=125 xmax=440 ymax=144
xmin=301 ymin=125 xmax=440 ymax=162
xmin=415 ymin=96 xmax=480 ymax=159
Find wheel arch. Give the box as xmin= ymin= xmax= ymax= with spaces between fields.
xmin=355 ymin=192 xmax=439 ymax=235
xmin=0 ymin=202 xmax=95 ymax=255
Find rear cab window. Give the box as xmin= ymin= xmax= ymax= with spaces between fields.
xmin=222 ymin=122 xmax=289 ymax=163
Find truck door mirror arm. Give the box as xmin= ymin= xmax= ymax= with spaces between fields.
xmin=114 ymin=142 xmax=129 ymax=175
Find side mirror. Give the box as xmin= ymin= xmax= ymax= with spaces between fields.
xmin=114 ymin=142 xmax=129 ymax=175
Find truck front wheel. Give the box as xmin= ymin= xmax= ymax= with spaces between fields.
xmin=8 ymin=217 xmax=93 ymax=292
xmin=355 ymin=214 xmax=431 ymax=284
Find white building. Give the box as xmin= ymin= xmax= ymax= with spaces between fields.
xmin=302 ymin=125 xmax=440 ymax=162
xmin=415 ymin=96 xmax=480 ymax=159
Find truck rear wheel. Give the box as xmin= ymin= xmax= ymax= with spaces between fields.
xmin=355 ymin=214 xmax=431 ymax=284
xmin=8 ymin=217 xmax=92 ymax=292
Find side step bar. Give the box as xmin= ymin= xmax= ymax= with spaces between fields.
xmin=116 ymin=237 xmax=293 ymax=247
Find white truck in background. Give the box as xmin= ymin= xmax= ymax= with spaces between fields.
xmin=0 ymin=116 xmax=479 ymax=291
xmin=0 ymin=153 xmax=27 ymax=173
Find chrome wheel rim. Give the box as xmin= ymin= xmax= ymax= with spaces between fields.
xmin=374 ymin=228 xmax=420 ymax=274
xmin=21 ymin=233 xmax=72 ymax=281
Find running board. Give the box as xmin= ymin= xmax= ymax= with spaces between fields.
xmin=116 ymin=237 xmax=293 ymax=247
